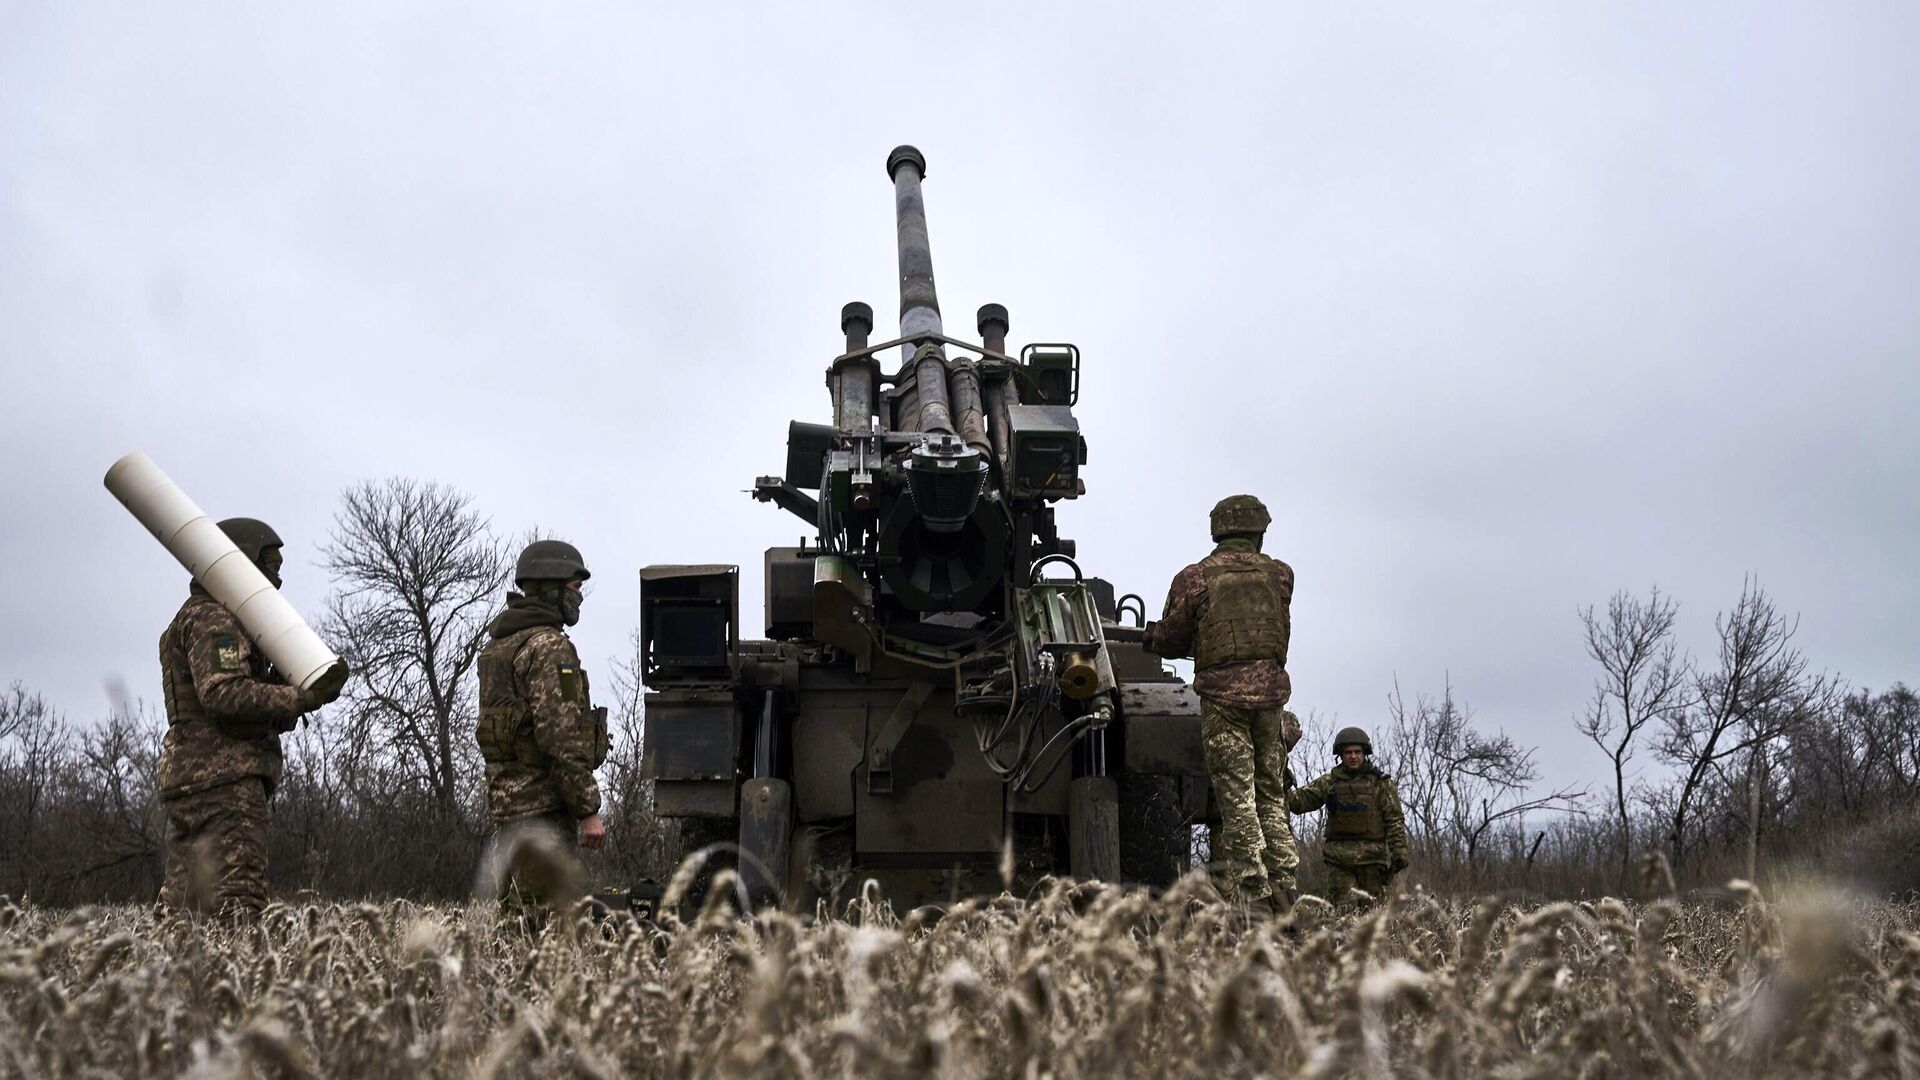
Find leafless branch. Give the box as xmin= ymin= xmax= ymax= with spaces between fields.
xmin=317 ymin=479 xmax=510 ymax=817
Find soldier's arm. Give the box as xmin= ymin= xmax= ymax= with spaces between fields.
xmin=1143 ymin=566 xmax=1203 ymax=659
xmin=185 ymin=608 xmax=305 ymax=723
xmin=1382 ymin=777 xmax=1409 ymax=862
xmin=1287 ymin=771 xmax=1330 ymax=814
xmin=520 ymin=635 xmax=604 ymax=820
xmin=1273 ymin=559 xmax=1296 ymax=606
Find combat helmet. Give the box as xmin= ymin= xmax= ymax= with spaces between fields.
xmin=217 ymin=518 xmax=283 ymax=562
xmin=1333 ymin=726 xmax=1373 ymax=756
xmin=1210 ymin=495 xmax=1271 ymax=539
xmin=515 ymin=540 xmax=590 ymax=585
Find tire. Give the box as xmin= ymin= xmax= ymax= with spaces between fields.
xmin=1116 ymin=771 xmax=1188 ymax=888
xmin=662 ymin=816 xmax=735 ymax=918
xmin=1010 ymin=812 xmax=1067 ymax=895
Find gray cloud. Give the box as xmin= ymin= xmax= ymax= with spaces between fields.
xmin=3 ymin=3 xmax=1915 ymax=799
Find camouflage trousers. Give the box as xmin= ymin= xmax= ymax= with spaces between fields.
xmin=1201 ymin=699 xmax=1297 ymax=903
xmin=1325 ymin=862 xmax=1393 ymax=907
xmin=490 ymin=811 xmax=584 ymax=926
xmin=159 ymin=778 xmax=271 ymax=916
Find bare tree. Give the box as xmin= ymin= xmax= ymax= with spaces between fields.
xmin=585 ymin=628 xmax=677 ymax=881
xmin=1848 ymin=685 xmax=1920 ymax=803
xmin=319 ymin=479 xmax=510 ymax=817
xmin=1656 ymin=577 xmax=1831 ymax=871
xmin=0 ymin=684 xmax=71 ymax=896
xmin=0 ymin=680 xmax=37 ymax=744
xmin=1576 ymin=588 xmax=1690 ymax=882
xmin=596 ymin=627 xmax=649 ymax=823
xmin=1292 ymin=708 xmax=1336 ymax=770
xmin=1382 ymin=678 xmax=1584 ymax=866
xmin=1284 ymin=708 xmax=1338 ymax=848
xmin=62 ymin=701 xmax=165 ymax=889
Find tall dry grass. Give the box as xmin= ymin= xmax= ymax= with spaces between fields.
xmin=0 ymin=875 xmax=1915 ymax=1078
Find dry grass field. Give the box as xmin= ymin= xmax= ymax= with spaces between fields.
xmin=1 ymin=872 xmax=1916 ymax=1079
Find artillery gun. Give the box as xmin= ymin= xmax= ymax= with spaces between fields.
xmin=640 ymin=147 xmax=1210 ymax=906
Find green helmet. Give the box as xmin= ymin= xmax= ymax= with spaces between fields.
xmin=1334 ymin=726 xmax=1372 ymax=755
xmin=515 ymin=540 xmax=590 ymax=584
xmin=217 ymin=517 xmax=283 ymax=562
xmin=1210 ymin=495 xmax=1271 ymax=539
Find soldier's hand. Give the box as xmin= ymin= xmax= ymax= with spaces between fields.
xmin=579 ymin=813 xmax=607 ymax=850
xmin=300 ymin=681 xmax=343 ymax=713
xmin=1390 ymin=854 xmax=1409 ymax=875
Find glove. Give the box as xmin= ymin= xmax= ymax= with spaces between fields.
xmin=1390 ymin=854 xmax=1409 ymax=875
xmin=302 ymin=662 xmax=350 ymax=712
xmin=301 ymin=679 xmax=344 ymax=713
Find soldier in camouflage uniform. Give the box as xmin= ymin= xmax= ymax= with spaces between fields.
xmin=1288 ymin=726 xmax=1408 ymax=905
xmin=157 ymin=518 xmax=341 ymax=917
xmin=1143 ymin=495 xmax=1300 ymax=912
xmin=477 ymin=540 xmax=609 ymax=911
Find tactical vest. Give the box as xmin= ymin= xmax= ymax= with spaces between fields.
xmin=1325 ymin=773 xmax=1386 ymax=841
xmin=1193 ymin=554 xmax=1291 ymax=672
xmin=475 ymin=628 xmax=609 ymax=768
xmin=160 ymin=599 xmax=278 ymax=740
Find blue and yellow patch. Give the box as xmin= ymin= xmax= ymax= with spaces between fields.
xmin=213 ymin=634 xmax=243 ymax=672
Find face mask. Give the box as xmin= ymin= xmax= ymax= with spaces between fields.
xmin=258 ymin=549 xmax=285 ymax=589
xmin=558 ymin=587 xmax=583 ymax=627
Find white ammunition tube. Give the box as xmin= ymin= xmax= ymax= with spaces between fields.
xmin=104 ymin=451 xmax=347 ymax=694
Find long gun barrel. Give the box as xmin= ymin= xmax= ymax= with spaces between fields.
xmin=888 ymin=146 xmax=943 ymax=351
xmin=887 ymin=146 xmax=990 ymax=453
xmin=887 ymin=146 xmax=956 ymax=438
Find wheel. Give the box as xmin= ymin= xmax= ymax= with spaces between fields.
xmin=1116 ymin=771 xmax=1189 ymax=888
xmin=662 ymin=816 xmax=735 ymax=918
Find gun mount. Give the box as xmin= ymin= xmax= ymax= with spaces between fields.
xmin=641 ymin=147 xmax=1210 ymax=908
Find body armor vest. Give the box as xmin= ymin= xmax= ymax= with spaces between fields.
xmin=476 ymin=628 xmax=609 ymax=768
xmin=159 ymin=632 xmax=203 ymax=728
xmin=1325 ymin=773 xmax=1387 ymax=841
xmin=477 ymin=628 xmax=546 ymax=765
xmin=1193 ymin=554 xmax=1291 ymax=672
xmin=160 ymin=598 xmax=277 ymax=739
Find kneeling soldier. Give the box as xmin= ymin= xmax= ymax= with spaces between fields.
xmin=1288 ymin=727 xmax=1408 ymax=905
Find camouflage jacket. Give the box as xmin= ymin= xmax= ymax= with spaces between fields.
xmin=477 ymin=602 xmax=603 ymax=823
xmin=1289 ymin=763 xmax=1409 ymax=868
xmin=156 ymin=589 xmax=305 ymax=800
xmin=1142 ymin=538 xmax=1294 ymax=708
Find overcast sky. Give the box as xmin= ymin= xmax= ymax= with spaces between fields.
xmin=3 ymin=3 xmax=1915 ymax=798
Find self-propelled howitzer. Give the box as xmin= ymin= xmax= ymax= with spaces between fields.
xmin=639 ymin=147 xmax=1211 ymax=906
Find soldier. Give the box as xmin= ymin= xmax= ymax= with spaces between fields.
xmin=477 ymin=540 xmax=609 ymax=912
xmin=157 ymin=518 xmax=341 ymax=917
xmin=1288 ymin=727 xmax=1409 ymax=906
xmin=1143 ymin=495 xmax=1299 ymax=913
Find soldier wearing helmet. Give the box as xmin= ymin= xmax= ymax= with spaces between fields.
xmin=156 ymin=517 xmax=342 ymax=917
xmin=1288 ymin=726 xmax=1409 ymax=905
xmin=477 ymin=540 xmax=610 ymax=913
xmin=1143 ymin=495 xmax=1300 ymax=913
